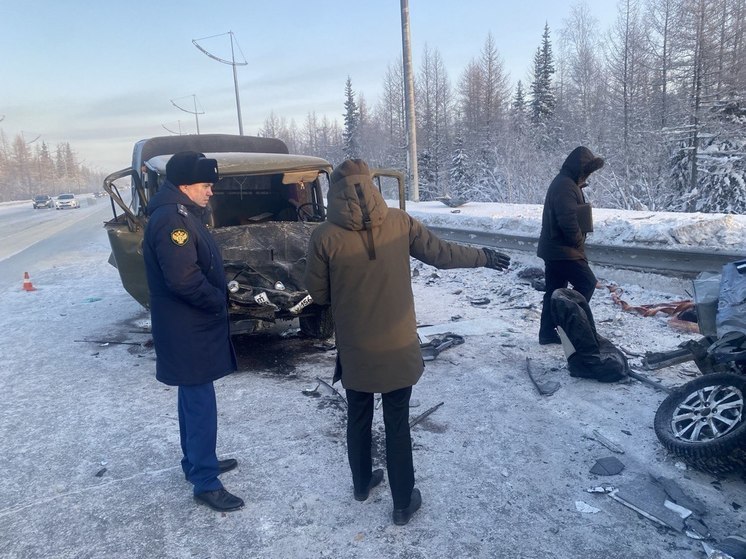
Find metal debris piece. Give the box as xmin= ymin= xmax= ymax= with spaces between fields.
xmin=525 ymin=357 xmax=560 ymax=396
xmin=586 ymin=485 xmax=615 ymax=494
xmin=302 ymin=383 xmax=321 ymax=397
xmin=316 ymin=377 xmax=347 ymax=408
xmin=74 ymin=339 xmax=143 ymax=346
xmin=420 ymin=333 xmax=464 ymax=361
xmin=409 ymin=402 xmax=444 ymax=428
xmin=591 ymin=429 xmax=625 ymax=454
xmin=95 ymin=468 xmax=107 ymax=477
xmin=590 ymin=456 xmax=625 ymax=476
xmin=469 ymin=297 xmax=490 ymax=307
xmin=627 ymin=369 xmax=673 ymax=393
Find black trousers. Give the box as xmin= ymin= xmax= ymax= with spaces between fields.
xmin=539 ymin=258 xmax=597 ymax=338
xmin=346 ymin=386 xmax=414 ymax=509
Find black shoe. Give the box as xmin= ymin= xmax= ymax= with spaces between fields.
xmin=194 ymin=488 xmax=244 ymax=512
xmin=393 ymin=488 xmax=422 ymax=526
xmin=539 ymin=333 xmax=561 ymax=345
xmin=354 ymin=468 xmax=384 ymax=501
xmin=218 ymin=458 xmax=238 ymax=474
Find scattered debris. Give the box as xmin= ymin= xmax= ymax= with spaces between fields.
xmin=590 ymin=456 xmax=625 ymax=476
xmin=420 ymin=333 xmax=464 ymax=361
xmin=468 ymin=297 xmax=490 ymax=307
xmin=627 ymin=369 xmax=673 ymax=393
xmin=590 ymin=430 xmax=625 ymax=454
xmin=586 ymin=485 xmax=614 ymax=494
xmin=302 ymin=383 xmax=321 ymax=397
xmin=575 ymin=500 xmax=601 ymax=513
xmin=409 ymin=402 xmax=444 ymax=428
xmin=525 ymin=357 xmax=560 ymax=396
xmin=74 ymin=339 xmax=144 ymax=346
xmin=94 ymin=468 xmax=107 ymax=477
xmin=606 ymin=475 xmax=709 ymax=538
xmin=315 ymin=377 xmax=347 ymax=408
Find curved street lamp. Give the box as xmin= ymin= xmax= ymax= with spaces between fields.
xmin=192 ymin=31 xmax=248 ymax=135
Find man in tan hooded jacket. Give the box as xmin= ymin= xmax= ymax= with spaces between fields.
xmin=304 ymin=159 xmax=510 ymax=525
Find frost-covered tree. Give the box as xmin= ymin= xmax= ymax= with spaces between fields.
xmin=342 ymin=76 xmax=361 ymax=160
xmin=449 ymin=135 xmax=472 ymax=199
xmin=530 ymin=23 xmax=556 ymax=125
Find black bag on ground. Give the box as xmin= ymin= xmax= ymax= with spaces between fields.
xmin=550 ymin=288 xmax=628 ymax=383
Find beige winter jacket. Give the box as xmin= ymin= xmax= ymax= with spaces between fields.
xmin=304 ymin=160 xmax=487 ymax=393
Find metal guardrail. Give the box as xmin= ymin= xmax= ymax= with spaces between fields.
xmin=427 ymin=226 xmax=746 ymax=278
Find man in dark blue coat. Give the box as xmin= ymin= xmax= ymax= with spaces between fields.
xmin=537 ymin=146 xmax=604 ymax=345
xmin=143 ymin=151 xmax=243 ymax=512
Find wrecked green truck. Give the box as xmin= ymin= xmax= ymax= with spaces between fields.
xmin=103 ymin=134 xmax=404 ymax=337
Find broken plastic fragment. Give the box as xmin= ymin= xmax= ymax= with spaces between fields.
xmin=575 ymin=500 xmax=601 ymax=514
xmin=590 ymin=456 xmax=625 ymax=476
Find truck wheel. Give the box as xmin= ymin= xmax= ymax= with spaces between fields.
xmin=299 ymin=306 xmax=334 ymax=339
xmin=654 ymin=372 xmax=746 ymax=474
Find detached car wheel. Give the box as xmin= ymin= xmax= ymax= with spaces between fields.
xmin=654 ymin=372 xmax=746 ymax=473
xmin=299 ymin=305 xmax=334 ymax=339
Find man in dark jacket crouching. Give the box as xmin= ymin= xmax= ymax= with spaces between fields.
xmin=537 ymin=146 xmax=604 ymax=345
xmin=304 ymin=159 xmax=510 ymax=525
xmin=143 ymin=151 xmax=243 ymax=512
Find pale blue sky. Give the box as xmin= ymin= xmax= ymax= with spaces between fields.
xmin=0 ymin=0 xmax=619 ymax=172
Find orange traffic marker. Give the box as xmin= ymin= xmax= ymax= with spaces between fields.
xmin=23 ymin=271 xmax=37 ymax=291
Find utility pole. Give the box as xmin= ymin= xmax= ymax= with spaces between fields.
xmin=193 ymin=31 xmax=248 ymax=136
xmin=400 ymin=0 xmax=419 ymax=201
xmin=170 ymin=94 xmax=204 ymax=134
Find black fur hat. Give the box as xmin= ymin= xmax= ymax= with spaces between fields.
xmin=166 ymin=151 xmax=218 ymax=186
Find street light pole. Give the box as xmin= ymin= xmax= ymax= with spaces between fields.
xmin=400 ymin=0 xmax=419 ymax=201
xmin=193 ymin=31 xmax=248 ymax=136
xmin=170 ymin=94 xmax=204 ymax=134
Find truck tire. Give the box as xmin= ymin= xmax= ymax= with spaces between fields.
xmin=299 ymin=306 xmax=334 ymax=339
xmin=654 ymin=372 xmax=746 ymax=474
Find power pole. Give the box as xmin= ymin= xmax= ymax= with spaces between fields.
xmin=170 ymin=94 xmax=204 ymax=134
xmin=400 ymin=0 xmax=419 ymax=201
xmin=193 ymin=31 xmax=248 ymax=135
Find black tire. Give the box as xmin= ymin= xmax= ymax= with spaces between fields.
xmin=654 ymin=372 xmax=746 ymax=474
xmin=299 ymin=305 xmax=334 ymax=339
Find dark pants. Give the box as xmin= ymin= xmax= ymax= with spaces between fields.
xmin=346 ymin=386 xmax=414 ymax=509
xmin=178 ymin=382 xmax=222 ymax=495
xmin=539 ymin=258 xmax=597 ymax=338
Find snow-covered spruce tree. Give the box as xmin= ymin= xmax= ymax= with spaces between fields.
xmin=342 ymin=76 xmax=361 ymax=160
xmin=417 ymin=149 xmax=438 ymax=201
xmin=449 ymin=135 xmax=472 ymax=200
xmin=530 ymin=22 xmax=556 ymax=127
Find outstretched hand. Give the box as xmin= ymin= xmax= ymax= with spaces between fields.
xmin=483 ymin=247 xmax=511 ymax=271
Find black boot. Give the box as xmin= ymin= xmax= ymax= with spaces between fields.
xmin=392 ymin=488 xmax=422 ymax=526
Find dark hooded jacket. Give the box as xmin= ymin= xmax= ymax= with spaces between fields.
xmin=304 ymin=159 xmax=487 ymax=393
xmin=537 ymin=146 xmax=604 ymax=261
xmin=143 ymin=181 xmax=236 ymax=386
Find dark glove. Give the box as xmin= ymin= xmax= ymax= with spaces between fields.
xmin=482 ymin=247 xmax=510 ymax=271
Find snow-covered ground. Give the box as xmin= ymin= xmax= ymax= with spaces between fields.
xmin=406 ymin=199 xmax=746 ymax=253
xmin=0 ymin=199 xmax=744 ymax=558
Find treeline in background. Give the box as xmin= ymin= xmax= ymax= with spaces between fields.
xmin=258 ymin=0 xmax=746 ymax=214
xmin=0 ymin=131 xmax=104 ymax=201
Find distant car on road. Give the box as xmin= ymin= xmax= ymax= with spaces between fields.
xmin=32 ymin=194 xmax=54 ymax=209
xmin=55 ymin=193 xmax=80 ymax=209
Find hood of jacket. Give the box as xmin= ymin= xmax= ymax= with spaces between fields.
xmin=326 ymin=159 xmax=388 ymax=231
xmin=147 ymin=180 xmax=203 ymax=217
xmin=560 ymin=146 xmax=605 ymax=184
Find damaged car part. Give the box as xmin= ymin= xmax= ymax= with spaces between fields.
xmin=654 ymin=371 xmax=746 ymax=474
xmin=102 ymin=134 xmax=405 ymax=338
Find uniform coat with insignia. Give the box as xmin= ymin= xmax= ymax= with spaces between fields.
xmin=143 ymin=180 xmax=236 ymax=386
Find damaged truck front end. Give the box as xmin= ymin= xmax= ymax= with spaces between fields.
xmin=103 ymin=134 xmax=404 ymax=338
